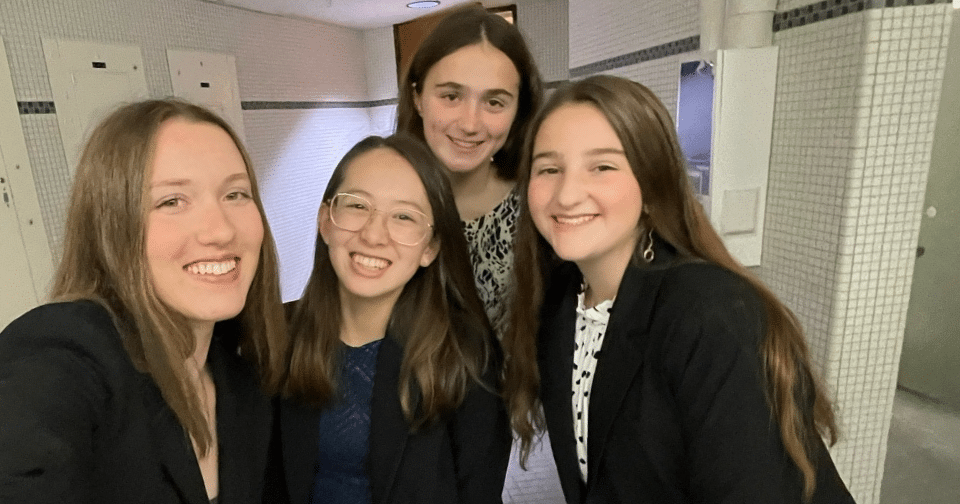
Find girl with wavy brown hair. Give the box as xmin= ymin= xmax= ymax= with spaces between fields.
xmin=503 ymin=75 xmax=856 ymax=503
xmin=0 ymin=99 xmax=286 ymax=503
xmin=270 ymin=135 xmax=510 ymax=504
xmin=396 ymin=4 xmax=543 ymax=335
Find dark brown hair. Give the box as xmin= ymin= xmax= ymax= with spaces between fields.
xmin=504 ymin=75 xmax=838 ymax=499
xmin=52 ymin=98 xmax=286 ymax=454
xmin=283 ymin=134 xmax=495 ymax=428
xmin=396 ymin=4 xmax=543 ymax=180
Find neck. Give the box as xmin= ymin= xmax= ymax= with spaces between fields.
xmin=577 ymin=255 xmax=632 ymax=309
xmin=338 ymin=288 xmax=398 ymax=347
xmin=188 ymin=321 xmax=215 ymax=370
xmin=446 ymin=160 xmax=495 ymax=202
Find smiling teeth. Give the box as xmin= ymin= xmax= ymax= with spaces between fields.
xmin=353 ymin=254 xmax=389 ymax=270
xmin=187 ymin=259 xmax=237 ymax=275
xmin=450 ymin=138 xmax=481 ymax=148
xmin=555 ymin=215 xmax=595 ymax=225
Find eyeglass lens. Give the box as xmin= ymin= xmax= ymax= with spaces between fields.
xmin=330 ymin=193 xmax=430 ymax=246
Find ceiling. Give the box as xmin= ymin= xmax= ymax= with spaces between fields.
xmin=201 ymin=0 xmax=515 ymax=29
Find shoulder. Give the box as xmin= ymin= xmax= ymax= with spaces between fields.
xmin=633 ymin=262 xmax=767 ymax=358
xmin=648 ymin=262 xmax=762 ymax=316
xmin=1 ymin=300 xmax=126 ymax=358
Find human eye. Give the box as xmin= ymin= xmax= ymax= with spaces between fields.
xmin=155 ymin=196 xmax=185 ymax=212
xmin=439 ymin=91 xmax=460 ymax=102
xmin=533 ymin=164 xmax=560 ymax=176
xmin=596 ymin=163 xmax=618 ymax=172
xmin=225 ymin=189 xmax=253 ymax=201
xmin=392 ymin=209 xmax=423 ymax=224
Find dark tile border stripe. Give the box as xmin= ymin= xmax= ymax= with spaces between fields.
xmin=241 ymin=98 xmax=398 ymax=110
xmin=774 ymin=0 xmax=950 ymax=32
xmin=570 ymin=36 xmax=700 ymax=78
xmin=17 ymin=101 xmax=56 ymax=114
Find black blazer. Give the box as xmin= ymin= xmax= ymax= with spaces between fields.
xmin=0 ymin=301 xmax=272 ymax=504
xmin=538 ymin=248 xmax=856 ymax=503
xmin=269 ymin=335 xmax=511 ymax=504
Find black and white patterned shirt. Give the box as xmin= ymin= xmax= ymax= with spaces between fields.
xmin=571 ymin=288 xmax=614 ymax=483
xmin=462 ymin=189 xmax=520 ymax=337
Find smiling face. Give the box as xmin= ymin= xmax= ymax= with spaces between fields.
xmin=145 ymin=118 xmax=264 ymax=335
xmin=319 ymin=147 xmax=439 ymax=306
xmin=528 ymin=103 xmax=643 ymax=275
xmin=414 ymin=41 xmax=520 ymax=176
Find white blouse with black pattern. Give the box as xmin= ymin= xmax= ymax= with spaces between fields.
xmin=462 ymin=188 xmax=520 ymax=337
xmin=572 ymin=288 xmax=614 ymax=483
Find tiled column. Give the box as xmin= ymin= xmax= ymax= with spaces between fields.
xmin=766 ymin=1 xmax=954 ymax=502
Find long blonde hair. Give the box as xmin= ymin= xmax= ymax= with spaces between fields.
xmin=504 ymin=76 xmax=838 ymax=500
xmin=52 ymin=99 xmax=286 ymax=454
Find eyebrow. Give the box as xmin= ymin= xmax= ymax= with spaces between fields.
xmin=433 ymin=82 xmax=516 ymax=100
xmin=150 ymin=172 xmax=250 ymax=189
xmin=532 ymin=147 xmax=626 ymax=162
xmin=338 ymin=189 xmax=427 ymax=212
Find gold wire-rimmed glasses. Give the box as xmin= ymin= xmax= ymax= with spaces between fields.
xmin=328 ymin=193 xmax=434 ymax=246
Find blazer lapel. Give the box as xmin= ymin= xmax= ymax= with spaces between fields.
xmin=537 ymin=265 xmax=583 ymax=503
xmin=585 ymin=263 xmax=665 ymax=489
xmin=280 ymin=399 xmax=322 ymax=504
xmin=208 ymin=337 xmax=271 ymax=504
xmin=369 ymin=337 xmax=409 ymax=504
xmin=142 ymin=376 xmax=209 ymax=504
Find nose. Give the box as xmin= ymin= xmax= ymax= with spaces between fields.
xmin=358 ymin=210 xmax=390 ymax=246
xmin=197 ymin=199 xmax=237 ymax=246
xmin=554 ymin=170 xmax=585 ymax=208
xmin=457 ymin=100 xmax=481 ymax=134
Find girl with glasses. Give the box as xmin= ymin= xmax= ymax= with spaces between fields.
xmin=266 ymin=134 xmax=510 ymax=504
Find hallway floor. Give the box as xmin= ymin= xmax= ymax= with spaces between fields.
xmin=880 ymin=387 xmax=960 ymax=504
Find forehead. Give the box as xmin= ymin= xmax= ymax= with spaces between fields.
xmin=150 ymin=118 xmax=247 ymax=182
xmin=339 ymin=148 xmax=431 ymax=209
xmin=424 ymin=42 xmax=520 ymax=92
xmin=534 ymin=103 xmax=623 ymax=152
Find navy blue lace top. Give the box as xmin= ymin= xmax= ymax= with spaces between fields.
xmin=310 ymin=339 xmax=382 ymax=504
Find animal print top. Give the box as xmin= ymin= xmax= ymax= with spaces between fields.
xmin=462 ymin=188 xmax=520 ymax=337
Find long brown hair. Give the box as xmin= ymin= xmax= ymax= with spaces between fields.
xmin=504 ymin=75 xmax=838 ymax=499
xmin=283 ymin=134 xmax=495 ymax=429
xmin=52 ymin=99 xmax=286 ymax=454
xmin=396 ymin=3 xmax=543 ymax=180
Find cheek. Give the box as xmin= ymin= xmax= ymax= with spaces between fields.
xmin=145 ymin=218 xmax=187 ymax=265
xmin=526 ymin=181 xmax=553 ymax=226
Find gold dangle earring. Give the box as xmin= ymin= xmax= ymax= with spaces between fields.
xmin=642 ymin=228 xmax=655 ymax=263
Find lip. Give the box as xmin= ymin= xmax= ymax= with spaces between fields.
xmin=349 ymin=252 xmax=392 ymax=277
xmin=552 ymin=214 xmax=598 ymax=228
xmin=183 ymin=256 xmax=242 ymax=284
xmin=447 ymin=135 xmax=484 ymax=150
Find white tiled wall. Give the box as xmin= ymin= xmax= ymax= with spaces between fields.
xmin=566 ymin=1 xmax=956 ymax=503
xmin=569 ymin=0 xmax=698 ymax=69
xmin=516 ymin=0 xmax=570 ymax=83
xmin=568 ymin=0 xmax=699 ymax=117
xmin=0 ymin=0 xmax=373 ymax=302
xmin=769 ymin=4 xmax=952 ymax=502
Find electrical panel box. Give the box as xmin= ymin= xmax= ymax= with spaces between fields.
xmin=42 ymin=38 xmax=149 ymax=175
xmin=1 ymin=38 xmax=54 ymax=329
xmin=167 ymin=49 xmax=245 ymax=141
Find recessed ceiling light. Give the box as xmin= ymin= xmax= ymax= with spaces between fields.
xmin=407 ymin=1 xmax=440 ymax=8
